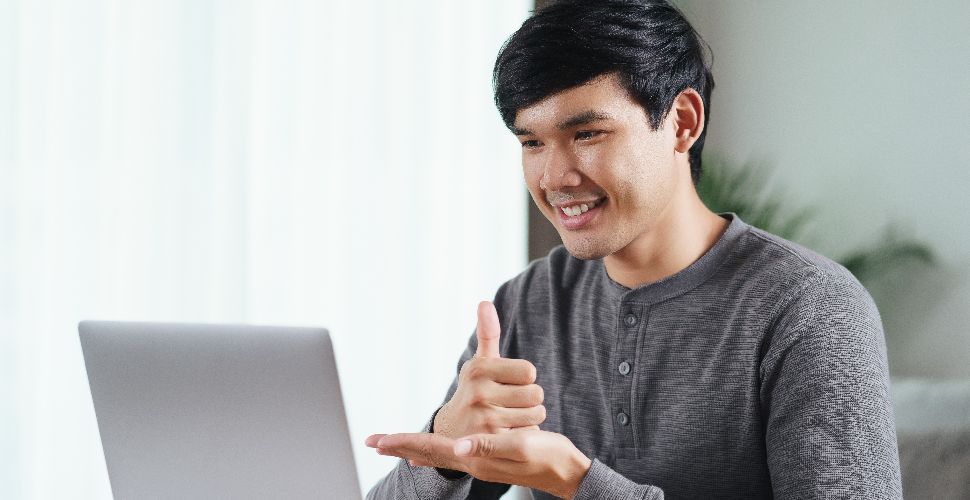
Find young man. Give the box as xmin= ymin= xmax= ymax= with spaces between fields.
xmin=366 ymin=1 xmax=902 ymax=498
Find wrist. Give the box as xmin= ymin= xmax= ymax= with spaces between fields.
xmin=431 ymin=403 xmax=451 ymax=436
xmin=555 ymin=451 xmax=592 ymax=499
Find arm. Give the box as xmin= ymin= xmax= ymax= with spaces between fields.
xmin=373 ymin=429 xmax=666 ymax=499
xmin=572 ymin=459 xmax=664 ymax=500
xmin=760 ymin=271 xmax=902 ymax=498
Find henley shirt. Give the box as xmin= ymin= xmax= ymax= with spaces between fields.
xmin=367 ymin=212 xmax=903 ymax=499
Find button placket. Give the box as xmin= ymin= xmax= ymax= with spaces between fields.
xmin=611 ymin=303 xmax=643 ymax=457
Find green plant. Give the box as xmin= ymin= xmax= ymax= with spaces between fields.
xmin=696 ymin=155 xmax=936 ymax=285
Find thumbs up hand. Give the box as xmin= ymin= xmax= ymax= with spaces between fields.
xmin=366 ymin=302 xmax=575 ymax=494
xmin=432 ymin=301 xmax=546 ymax=440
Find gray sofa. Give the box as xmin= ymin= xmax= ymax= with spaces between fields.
xmin=893 ymin=378 xmax=970 ymax=500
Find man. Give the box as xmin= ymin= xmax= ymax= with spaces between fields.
xmin=366 ymin=1 xmax=902 ymax=498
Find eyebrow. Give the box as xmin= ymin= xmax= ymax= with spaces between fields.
xmin=512 ymin=110 xmax=614 ymax=136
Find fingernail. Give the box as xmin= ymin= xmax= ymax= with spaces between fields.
xmin=454 ymin=439 xmax=472 ymax=456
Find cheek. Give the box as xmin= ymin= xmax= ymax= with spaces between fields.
xmin=522 ymin=157 xmax=543 ymax=185
xmin=522 ymin=162 xmax=547 ymax=207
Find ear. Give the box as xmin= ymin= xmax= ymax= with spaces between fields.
xmin=671 ymin=88 xmax=705 ymax=154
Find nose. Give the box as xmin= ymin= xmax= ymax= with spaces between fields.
xmin=538 ymin=146 xmax=583 ymax=192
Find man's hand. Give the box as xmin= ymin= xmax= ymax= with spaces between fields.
xmin=432 ymin=301 xmax=546 ymax=439
xmin=366 ymin=430 xmax=593 ymax=499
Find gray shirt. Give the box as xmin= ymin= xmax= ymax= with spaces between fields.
xmin=367 ymin=213 xmax=902 ymax=499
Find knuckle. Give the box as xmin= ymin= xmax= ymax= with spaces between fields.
xmin=523 ymin=361 xmax=537 ymax=383
xmin=477 ymin=438 xmax=497 ymax=458
xmin=531 ymin=384 xmax=545 ymax=405
xmin=468 ymin=385 xmax=488 ymax=405
xmin=481 ymin=411 xmax=499 ymax=431
xmin=463 ymin=360 xmax=483 ymax=379
xmin=534 ymin=404 xmax=547 ymax=424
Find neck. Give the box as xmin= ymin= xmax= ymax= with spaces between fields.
xmin=604 ymin=182 xmax=729 ymax=289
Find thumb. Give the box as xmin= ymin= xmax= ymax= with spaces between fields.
xmin=453 ymin=433 xmax=523 ymax=460
xmin=474 ymin=301 xmax=501 ymax=358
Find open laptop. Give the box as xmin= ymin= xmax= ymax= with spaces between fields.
xmin=79 ymin=321 xmax=363 ymax=500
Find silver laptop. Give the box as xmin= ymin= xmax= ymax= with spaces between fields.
xmin=79 ymin=321 xmax=362 ymax=500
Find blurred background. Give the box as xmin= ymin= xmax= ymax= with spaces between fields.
xmin=1 ymin=0 xmax=968 ymax=499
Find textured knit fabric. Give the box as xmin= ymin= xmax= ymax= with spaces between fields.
xmin=366 ymin=213 xmax=903 ymax=499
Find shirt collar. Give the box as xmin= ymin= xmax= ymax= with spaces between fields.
xmin=596 ymin=212 xmax=750 ymax=305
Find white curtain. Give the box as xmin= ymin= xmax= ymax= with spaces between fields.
xmin=0 ymin=0 xmax=531 ymax=497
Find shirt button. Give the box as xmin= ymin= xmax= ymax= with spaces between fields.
xmin=617 ymin=412 xmax=630 ymax=426
xmin=618 ymin=361 xmax=631 ymax=375
xmin=624 ymin=313 xmax=637 ymax=327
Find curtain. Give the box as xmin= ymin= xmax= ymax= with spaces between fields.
xmin=0 ymin=0 xmax=531 ymax=497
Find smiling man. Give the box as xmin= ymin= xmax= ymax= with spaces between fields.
xmin=366 ymin=1 xmax=902 ymax=499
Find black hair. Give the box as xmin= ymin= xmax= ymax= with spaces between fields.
xmin=493 ymin=0 xmax=715 ymax=187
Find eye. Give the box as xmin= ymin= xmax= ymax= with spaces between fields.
xmin=576 ymin=130 xmax=603 ymax=141
xmin=521 ymin=139 xmax=541 ymax=149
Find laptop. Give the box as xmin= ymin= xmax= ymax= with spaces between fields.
xmin=79 ymin=321 xmax=363 ymax=500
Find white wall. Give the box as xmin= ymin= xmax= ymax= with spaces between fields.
xmin=0 ymin=1 xmax=531 ymax=498
xmin=674 ymin=0 xmax=970 ymax=378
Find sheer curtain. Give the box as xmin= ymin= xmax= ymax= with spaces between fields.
xmin=0 ymin=0 xmax=531 ymax=497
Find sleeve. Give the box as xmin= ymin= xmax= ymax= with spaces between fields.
xmin=759 ymin=270 xmax=903 ymax=498
xmin=365 ymin=284 xmax=518 ymax=500
xmin=572 ymin=459 xmax=665 ymax=499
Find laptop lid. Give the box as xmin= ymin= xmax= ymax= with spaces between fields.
xmin=79 ymin=321 xmax=362 ymax=500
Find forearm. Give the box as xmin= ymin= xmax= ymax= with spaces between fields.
xmin=571 ymin=459 xmax=664 ymax=500
xmin=366 ymin=457 xmax=474 ymax=500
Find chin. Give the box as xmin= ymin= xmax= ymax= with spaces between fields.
xmin=562 ymin=237 xmax=612 ymax=261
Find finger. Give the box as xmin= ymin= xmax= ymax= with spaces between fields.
xmin=453 ymin=432 xmax=530 ymax=462
xmin=512 ymin=405 xmax=547 ymax=426
xmin=493 ymin=424 xmax=540 ymax=434
xmin=465 ymin=358 xmax=536 ymax=385
xmin=365 ymin=434 xmax=388 ymax=448
xmin=488 ymin=382 xmax=544 ymax=408
xmin=376 ymin=432 xmax=467 ymax=471
xmin=474 ymin=301 xmax=501 ymax=358
xmin=487 ymin=405 xmax=546 ymax=429
xmin=408 ymin=458 xmax=433 ymax=468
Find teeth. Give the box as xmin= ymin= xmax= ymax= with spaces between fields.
xmin=560 ymin=199 xmax=600 ymax=217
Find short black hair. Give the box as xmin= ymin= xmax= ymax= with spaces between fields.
xmin=493 ymin=0 xmax=715 ymax=187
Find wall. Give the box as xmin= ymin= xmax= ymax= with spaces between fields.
xmin=673 ymin=0 xmax=970 ymax=378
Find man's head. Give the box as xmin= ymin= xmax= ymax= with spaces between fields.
xmin=494 ymin=0 xmax=714 ymax=186
xmin=493 ymin=0 xmax=715 ymax=260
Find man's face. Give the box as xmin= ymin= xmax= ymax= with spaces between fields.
xmin=513 ymin=73 xmax=683 ymax=260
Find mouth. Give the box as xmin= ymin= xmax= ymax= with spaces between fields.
xmin=555 ymin=196 xmax=607 ymax=230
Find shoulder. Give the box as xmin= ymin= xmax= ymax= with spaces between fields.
xmin=722 ymin=222 xmax=878 ymax=315
xmin=731 ymin=224 xmax=878 ymax=320
xmin=738 ymin=227 xmax=885 ymax=368
xmin=742 ymin=224 xmax=851 ymax=278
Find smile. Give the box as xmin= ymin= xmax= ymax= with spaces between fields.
xmin=560 ymin=198 xmax=601 ymax=217
xmin=556 ymin=197 xmax=606 ymax=230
